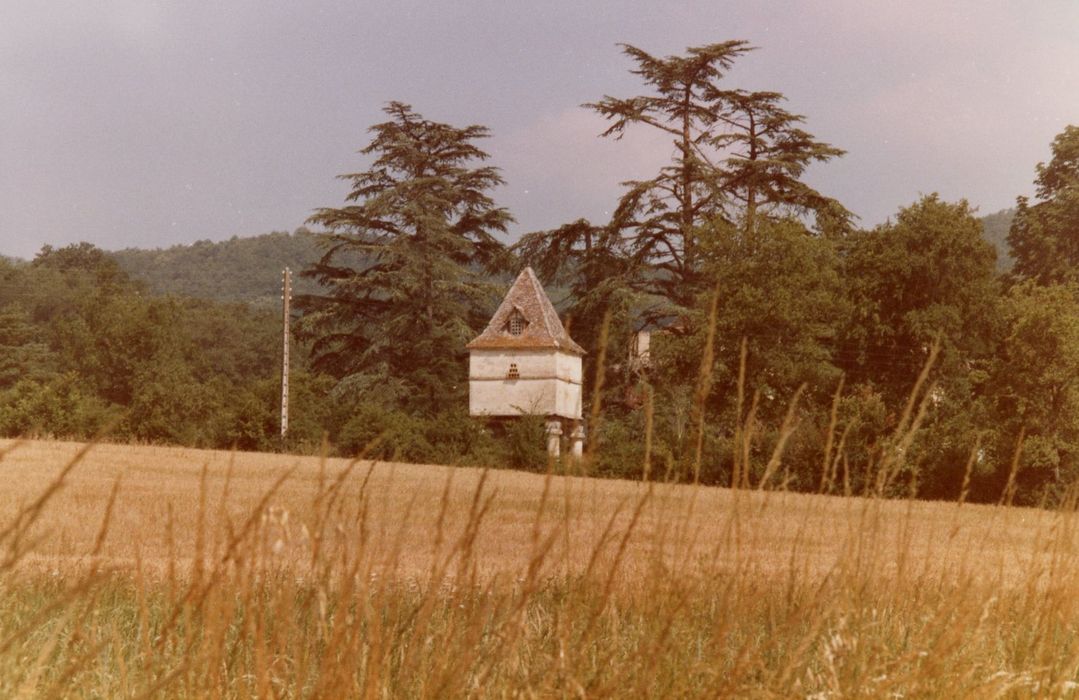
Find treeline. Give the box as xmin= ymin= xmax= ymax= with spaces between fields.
xmin=3 ymin=40 xmax=1078 ymax=505
xmin=0 ymin=243 xmax=546 ymax=467
xmin=0 ymin=243 xmax=344 ymax=451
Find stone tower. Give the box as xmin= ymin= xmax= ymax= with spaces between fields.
xmin=466 ymin=267 xmax=585 ymax=456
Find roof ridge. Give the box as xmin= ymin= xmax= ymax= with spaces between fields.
xmin=524 ymin=267 xmax=559 ymax=339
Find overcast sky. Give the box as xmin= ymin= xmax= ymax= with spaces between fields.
xmin=1 ymin=1 xmax=1077 ymax=260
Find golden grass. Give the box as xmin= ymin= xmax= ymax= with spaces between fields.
xmin=0 ymin=439 xmax=1063 ymax=586
xmin=3 ymin=438 xmax=1079 ymax=697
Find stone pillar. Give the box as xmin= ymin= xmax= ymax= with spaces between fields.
xmin=570 ymin=423 xmax=585 ymax=459
xmin=545 ymin=419 xmax=563 ymax=458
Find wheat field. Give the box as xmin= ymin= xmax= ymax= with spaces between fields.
xmin=2 ymin=438 xmax=1079 ymax=697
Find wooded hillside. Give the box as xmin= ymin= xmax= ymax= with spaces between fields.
xmin=101 ymin=211 xmax=1014 ymax=306
xmin=108 ymin=229 xmax=330 ymax=307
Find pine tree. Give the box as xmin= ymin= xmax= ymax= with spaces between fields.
xmin=586 ymin=42 xmax=846 ymax=306
xmin=298 ymin=103 xmax=511 ymax=413
xmin=714 ymin=89 xmax=846 ymax=239
xmin=587 ymin=42 xmax=750 ymax=305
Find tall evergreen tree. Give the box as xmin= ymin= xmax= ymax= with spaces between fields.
xmin=298 ymin=103 xmax=511 ymax=412
xmin=587 ymin=42 xmax=749 ymax=305
xmin=517 ymin=41 xmax=849 ymax=422
xmin=714 ymin=90 xmax=846 ymax=238
xmin=1008 ymin=125 xmax=1079 ymax=285
xmin=586 ymin=42 xmax=846 ymax=306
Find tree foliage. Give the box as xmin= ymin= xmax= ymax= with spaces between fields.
xmin=298 ymin=102 xmax=511 ymax=413
xmin=0 ymin=246 xmax=332 ymax=451
xmin=109 ymin=229 xmax=348 ymax=307
xmin=840 ymin=195 xmax=999 ymax=402
xmin=980 ymin=281 xmax=1079 ymax=502
xmin=584 ymin=42 xmax=846 ymax=306
xmin=1008 ymin=125 xmax=1079 ymax=285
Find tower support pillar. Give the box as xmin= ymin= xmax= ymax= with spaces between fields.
xmin=570 ymin=423 xmax=585 ymax=459
xmin=545 ymin=419 xmax=563 ymax=457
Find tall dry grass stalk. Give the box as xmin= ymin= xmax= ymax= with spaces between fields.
xmin=583 ymin=308 xmax=611 ymax=470
xmin=689 ymin=284 xmax=720 ymax=484
xmin=1 ymin=435 xmax=1079 ymax=697
xmin=873 ymin=337 xmax=941 ymax=497
xmin=731 ymin=336 xmax=749 ymax=490
xmin=818 ymin=375 xmax=845 ymax=494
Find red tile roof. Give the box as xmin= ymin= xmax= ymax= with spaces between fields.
xmin=467 ymin=267 xmax=586 ymax=355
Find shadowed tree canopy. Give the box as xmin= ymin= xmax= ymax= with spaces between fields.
xmin=33 ymin=241 xmax=128 ymax=289
xmin=982 ymin=281 xmax=1079 ymax=502
xmin=840 ymin=195 xmax=999 ymax=402
xmin=298 ymin=102 xmax=512 ymax=413
xmin=1007 ymin=125 xmax=1079 ymax=285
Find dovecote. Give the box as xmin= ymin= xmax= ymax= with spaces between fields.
xmin=466 ymin=267 xmax=584 ymax=421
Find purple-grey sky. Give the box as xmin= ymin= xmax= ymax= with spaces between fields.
xmin=1 ymin=1 xmax=1077 ymax=260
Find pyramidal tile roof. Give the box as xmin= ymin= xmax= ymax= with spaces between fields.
xmin=467 ymin=267 xmax=585 ymax=355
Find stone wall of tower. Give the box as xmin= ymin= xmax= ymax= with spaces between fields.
xmin=468 ymin=349 xmax=582 ymax=419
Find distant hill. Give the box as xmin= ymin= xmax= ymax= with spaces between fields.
xmin=980 ymin=208 xmax=1015 ymax=271
xmin=108 ymin=211 xmax=1018 ymax=306
xmin=109 ymin=229 xmax=341 ymax=307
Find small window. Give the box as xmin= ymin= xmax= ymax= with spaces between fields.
xmin=507 ymin=363 xmax=519 ymax=379
xmin=508 ymin=315 xmax=525 ymax=336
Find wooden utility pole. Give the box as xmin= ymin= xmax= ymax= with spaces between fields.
xmin=280 ymin=267 xmax=292 ymax=442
